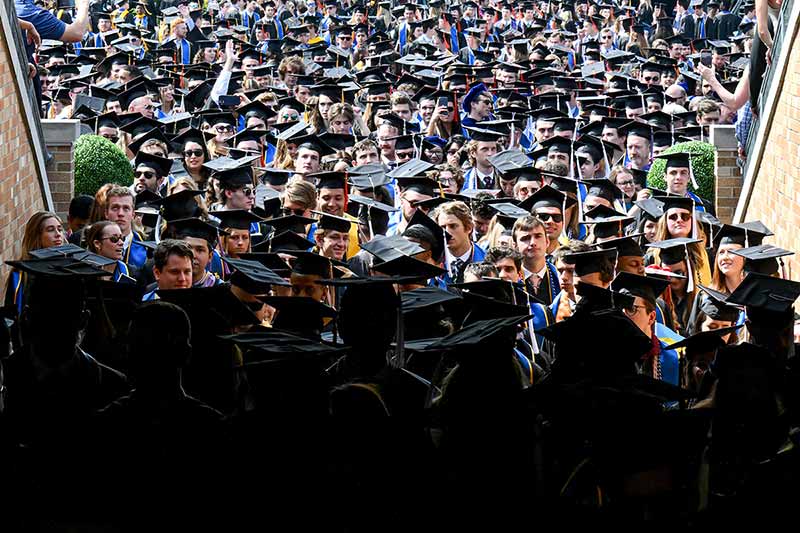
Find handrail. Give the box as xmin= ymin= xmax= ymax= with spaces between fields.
xmin=0 ymin=0 xmax=54 ymax=211
xmin=734 ymin=0 xmax=800 ymax=221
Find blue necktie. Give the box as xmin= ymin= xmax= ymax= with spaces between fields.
xmin=180 ymin=40 xmax=189 ymax=64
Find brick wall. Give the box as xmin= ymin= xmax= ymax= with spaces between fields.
xmin=739 ymin=31 xmax=800 ymax=280
xmin=0 ymin=30 xmax=46 ymax=298
xmin=711 ymin=126 xmax=743 ymax=224
xmin=42 ymin=120 xmax=81 ymax=221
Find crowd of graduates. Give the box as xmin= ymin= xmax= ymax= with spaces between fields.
xmin=6 ymin=0 xmax=800 ymax=528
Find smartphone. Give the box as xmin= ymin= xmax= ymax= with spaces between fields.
xmin=218 ymin=94 xmax=241 ymax=108
xmin=438 ymin=96 xmax=449 ymax=108
xmin=700 ymin=52 xmax=712 ymax=67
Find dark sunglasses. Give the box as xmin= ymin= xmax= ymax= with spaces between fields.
xmin=283 ymin=207 xmax=306 ymax=216
xmin=101 ymin=235 xmax=124 ymax=243
xmin=103 ymin=135 xmax=119 ymax=143
xmin=135 ymin=170 xmax=156 ymax=179
xmin=536 ymin=212 xmax=563 ymax=223
xmin=184 ymin=149 xmax=204 ymax=157
xmin=240 ymin=187 xmax=255 ymax=196
xmin=668 ymin=212 xmax=691 ymax=222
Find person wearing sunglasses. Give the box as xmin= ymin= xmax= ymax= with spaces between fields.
xmin=133 ymin=151 xmax=172 ymax=196
xmin=521 ymin=185 xmax=577 ymax=258
xmin=85 ymin=221 xmax=136 ymax=284
xmin=460 ymin=82 xmax=494 ymax=132
xmin=216 ymin=166 xmax=256 ymax=212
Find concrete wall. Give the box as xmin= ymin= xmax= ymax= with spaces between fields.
xmin=735 ymin=0 xmax=800 ymax=280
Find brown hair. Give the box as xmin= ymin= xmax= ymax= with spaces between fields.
xmin=84 ymin=220 xmax=122 ymax=255
xmin=20 ymin=211 xmax=63 ymax=260
xmin=284 ymin=178 xmax=317 ymax=210
xmin=89 ymin=183 xmax=115 ymax=223
xmin=153 ymin=239 xmax=193 ymax=270
xmin=512 ymin=215 xmax=546 ymax=237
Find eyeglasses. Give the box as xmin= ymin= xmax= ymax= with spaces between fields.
xmin=617 ymin=179 xmax=634 ymax=186
xmin=103 ymin=135 xmax=119 ymax=143
xmin=623 ymin=304 xmax=648 ymax=317
xmin=283 ymin=207 xmax=306 ymax=216
xmin=478 ymin=98 xmax=493 ymax=105
xmin=184 ymin=149 xmax=204 ymax=157
xmin=215 ymin=124 xmax=234 ymax=132
xmin=135 ymin=170 xmax=156 ymax=179
xmin=282 ymin=114 xmax=299 ymax=120
xmin=240 ymin=187 xmax=255 ymax=196
xmin=602 ymin=34 xmax=613 ymax=39
xmin=668 ymin=212 xmax=691 ymax=222
xmin=101 ymin=235 xmax=124 ymax=244
xmin=536 ymin=212 xmax=563 ymax=223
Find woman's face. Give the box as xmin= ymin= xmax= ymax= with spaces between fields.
xmin=664 ymin=261 xmax=688 ymax=293
xmin=183 ymin=141 xmax=205 ymax=171
xmin=286 ymin=142 xmax=298 ymax=160
xmin=716 ymin=243 xmax=744 ymax=277
xmin=701 ymin=316 xmax=735 ymax=343
xmin=424 ymin=145 xmax=444 ymax=164
xmin=202 ymin=47 xmax=217 ymax=63
xmin=318 ymin=95 xmax=335 ymax=120
xmin=96 ymin=223 xmax=124 ymax=260
xmin=446 ymin=143 xmax=462 ymax=167
xmin=643 ymin=219 xmax=658 ymax=242
xmin=226 ymin=229 xmax=251 ymax=257
xmin=614 ymin=170 xmax=636 ymax=199
xmin=40 ymin=216 xmax=64 ymax=248
xmin=665 ymin=207 xmax=692 ymax=238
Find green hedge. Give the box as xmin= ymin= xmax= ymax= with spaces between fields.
xmin=646 ymin=140 xmax=715 ymax=203
xmin=74 ymin=135 xmax=134 ymax=196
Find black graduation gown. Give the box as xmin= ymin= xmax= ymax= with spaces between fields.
xmin=680 ymin=15 xmax=696 ymax=39
xmin=715 ymin=12 xmax=742 ymax=41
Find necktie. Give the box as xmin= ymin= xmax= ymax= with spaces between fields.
xmin=530 ymin=273 xmax=541 ymax=290
xmin=451 ymin=258 xmax=465 ymax=279
xmin=483 ymin=176 xmax=493 ymax=189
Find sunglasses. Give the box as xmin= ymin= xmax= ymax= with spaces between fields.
xmin=101 ymin=235 xmax=124 ymax=244
xmin=616 ymin=180 xmax=635 ymax=186
xmin=668 ymin=212 xmax=692 ymax=222
xmin=103 ymin=135 xmax=119 ymax=143
xmin=215 ymin=124 xmax=234 ymax=132
xmin=536 ymin=212 xmax=563 ymax=223
xmin=283 ymin=207 xmax=306 ymax=216
xmin=135 ymin=170 xmax=156 ymax=179
xmin=240 ymin=187 xmax=255 ymax=196
xmin=184 ymin=149 xmax=204 ymax=157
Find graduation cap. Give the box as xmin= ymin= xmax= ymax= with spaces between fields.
xmin=149 ymin=190 xmax=203 ymax=221
xmin=490 ymin=203 xmax=530 ymax=226
xmin=166 ymin=217 xmax=224 ymax=247
xmin=316 ymin=213 xmax=353 ymax=234
xmin=213 ymin=209 xmax=264 ymax=231
xmin=610 ymin=271 xmax=669 ymax=307
xmin=401 ymin=286 xmax=462 ymax=313
xmin=421 ymin=314 xmax=533 ymax=353
xmin=158 ymin=285 xmax=260 ymax=327
xmin=133 ymin=151 xmax=172 ymax=177
xmin=664 ymin=326 xmax=739 ymax=353
xmin=371 ymin=254 xmax=446 ymax=279
xmin=221 ymin=329 xmax=346 ymax=362
xmin=128 ymin=127 xmax=169 ymax=155
xmin=596 ymin=235 xmax=645 ymax=258
xmin=563 ymin=248 xmax=617 ymax=277
xmin=214 ymin=165 xmax=254 ymax=190
xmin=7 ymin=256 xmax=111 ymax=279
xmin=224 ymin=256 xmax=290 ymax=295
xmin=583 ymin=178 xmax=623 ymax=202
xmin=359 ymin=234 xmax=425 ymax=263
xmin=287 ymin=251 xmax=347 ymax=279
xmin=731 ymin=244 xmax=794 ymax=277
xmin=697 ymin=284 xmax=743 ymax=322
xmin=727 ymin=272 xmax=800 ymax=316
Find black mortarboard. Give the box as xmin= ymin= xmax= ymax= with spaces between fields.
xmin=6 ymin=257 xmax=110 ymax=279
xmin=664 ymin=326 xmax=739 ymax=353
xmin=360 ymin=234 xmax=425 ymax=263
xmin=166 ymin=217 xmax=223 ymax=247
xmin=214 ymin=166 xmax=254 ymax=189
xmin=224 ymin=256 xmax=290 ymax=295
xmin=253 ymin=230 xmax=313 ymax=252
xmin=596 ymin=235 xmax=644 ymax=258
xmin=260 ymin=296 xmax=337 ymax=337
xmin=636 ymin=198 xmax=664 ymax=221
xmin=157 ymin=285 xmax=260 ymax=327
xmin=647 ymin=237 xmax=702 ymax=265
xmin=422 ymin=314 xmax=533 ymax=352
xmin=149 ymin=190 xmax=203 ymax=221
xmin=697 ymin=285 xmax=743 ymax=322
xmin=127 ymin=127 xmax=169 ymax=155
xmin=653 ymin=150 xmax=691 ymax=169
xmin=731 ymin=244 xmax=794 ymax=276
xmin=583 ymin=178 xmax=623 ymax=202
xmin=371 ymin=254 xmax=446 ymax=279
xmin=519 ymin=185 xmax=576 ymax=213
xmin=316 ymin=213 xmax=353 ymax=234
xmin=213 ymin=209 xmax=264 ymax=231
xmin=133 ymin=151 xmax=172 ymax=177
xmin=401 ymin=286 xmax=462 ymax=312
xmin=288 ymin=251 xmax=346 ymax=279
xmin=656 ymin=194 xmax=695 ymax=213
xmin=610 ymin=271 xmax=669 ymax=306
xmin=563 ymin=248 xmax=617 ymax=277
xmin=727 ymin=272 xmax=800 ymax=316
xmin=732 ymin=220 xmax=773 ymax=247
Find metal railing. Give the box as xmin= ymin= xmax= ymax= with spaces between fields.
xmin=743 ymin=0 xmax=793 ymax=177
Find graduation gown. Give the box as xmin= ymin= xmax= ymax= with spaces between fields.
xmin=715 ymin=11 xmax=742 ymax=40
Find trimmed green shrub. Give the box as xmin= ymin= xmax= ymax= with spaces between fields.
xmin=74 ymin=134 xmax=134 ymax=196
xmin=646 ymin=140 xmax=716 ymax=203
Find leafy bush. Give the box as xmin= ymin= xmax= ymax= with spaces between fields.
xmin=74 ymin=134 xmax=134 ymax=196
xmin=646 ymin=140 xmax=716 ymax=203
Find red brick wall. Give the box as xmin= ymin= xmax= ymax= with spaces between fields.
xmin=0 ymin=32 xmax=47 ymax=298
xmin=741 ymin=34 xmax=800 ymax=280
xmin=47 ymin=144 xmax=75 ymax=221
